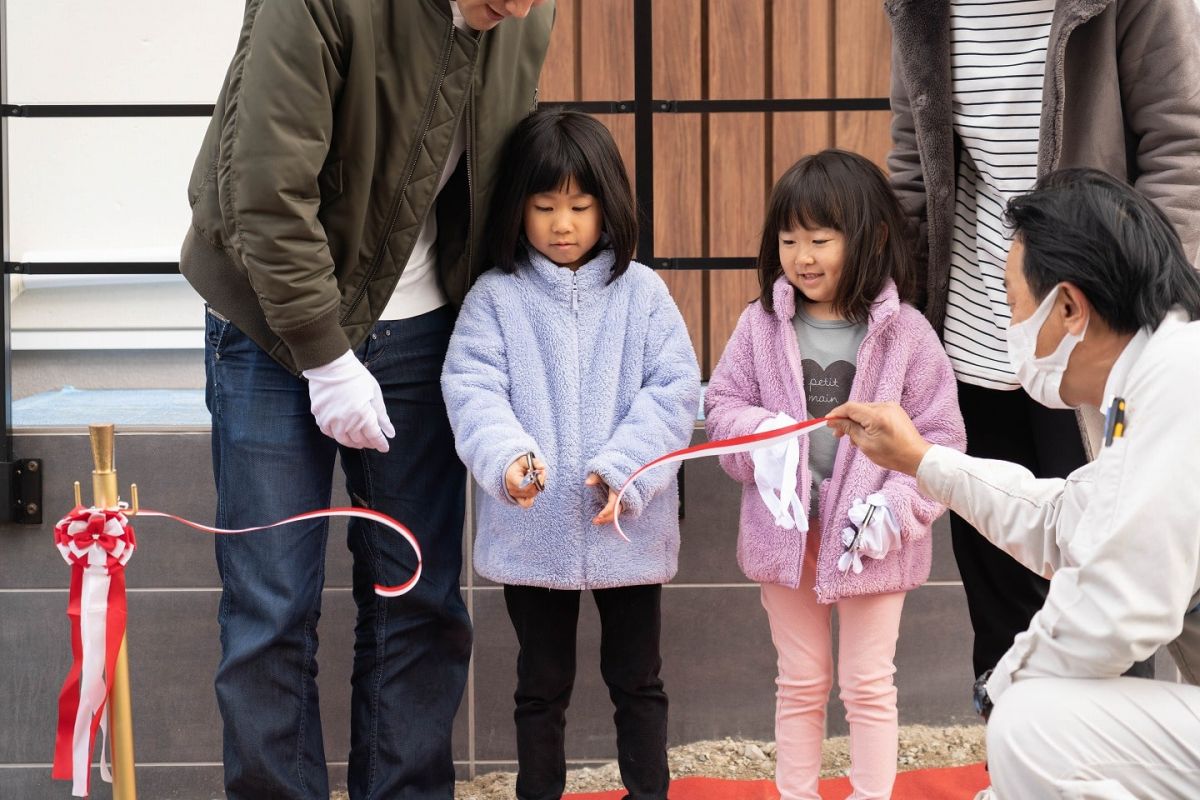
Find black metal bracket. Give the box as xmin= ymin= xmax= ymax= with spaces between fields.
xmin=539 ymin=100 xmax=634 ymax=114
xmin=4 ymin=261 xmax=181 ymax=275
xmin=1 ymin=457 xmax=43 ymax=524
xmin=1 ymin=103 xmax=215 ymax=118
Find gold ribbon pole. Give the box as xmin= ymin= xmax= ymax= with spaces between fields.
xmin=85 ymin=424 xmax=139 ymax=800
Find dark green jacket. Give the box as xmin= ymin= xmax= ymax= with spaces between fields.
xmin=181 ymin=0 xmax=554 ymax=373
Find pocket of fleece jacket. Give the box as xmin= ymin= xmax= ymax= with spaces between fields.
xmin=837 ymin=494 xmax=902 ymax=574
xmin=736 ymin=490 xmax=806 ymax=585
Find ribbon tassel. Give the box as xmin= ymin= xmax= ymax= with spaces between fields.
xmin=52 ymin=508 xmax=136 ymax=797
xmin=52 ymin=504 xmax=421 ymax=796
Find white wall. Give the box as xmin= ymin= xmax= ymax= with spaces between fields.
xmin=4 ymin=1 xmax=244 ymax=350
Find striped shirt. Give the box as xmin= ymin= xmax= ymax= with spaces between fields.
xmin=945 ymin=0 xmax=1056 ymax=388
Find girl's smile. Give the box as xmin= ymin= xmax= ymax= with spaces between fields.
xmin=779 ymin=226 xmax=847 ymax=319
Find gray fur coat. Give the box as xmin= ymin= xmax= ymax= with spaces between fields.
xmin=886 ymin=0 xmax=1200 ymax=334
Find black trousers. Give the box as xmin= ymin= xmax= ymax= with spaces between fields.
xmin=951 ymin=382 xmax=1153 ymax=679
xmin=503 ymin=583 xmax=669 ymax=800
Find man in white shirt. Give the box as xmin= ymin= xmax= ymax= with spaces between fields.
xmin=886 ymin=0 xmax=1200 ymax=685
xmin=831 ymin=170 xmax=1200 ymax=799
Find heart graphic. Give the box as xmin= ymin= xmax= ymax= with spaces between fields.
xmin=801 ymin=358 xmax=856 ymax=418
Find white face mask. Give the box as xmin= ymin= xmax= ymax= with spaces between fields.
xmin=1006 ymin=284 xmax=1088 ymax=409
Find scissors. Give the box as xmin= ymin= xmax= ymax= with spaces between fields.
xmin=517 ymin=451 xmax=545 ymax=491
xmin=844 ymin=502 xmax=876 ymax=555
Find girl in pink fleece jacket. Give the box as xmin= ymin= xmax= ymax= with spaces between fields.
xmin=705 ymin=150 xmax=965 ymax=800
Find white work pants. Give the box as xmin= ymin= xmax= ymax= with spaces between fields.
xmin=977 ymin=676 xmax=1200 ymax=799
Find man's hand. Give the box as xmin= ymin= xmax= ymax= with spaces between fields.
xmin=585 ymin=473 xmax=621 ymax=526
xmin=505 ymin=455 xmax=547 ymax=508
xmin=303 ymin=350 xmax=395 ymax=452
xmin=827 ymin=401 xmax=932 ymax=476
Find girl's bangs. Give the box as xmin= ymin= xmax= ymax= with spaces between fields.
xmin=773 ymin=164 xmax=845 ymax=234
xmin=525 ymin=133 xmax=601 ymax=197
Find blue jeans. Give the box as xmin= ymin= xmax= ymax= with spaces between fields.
xmin=205 ymin=306 xmax=470 ymax=800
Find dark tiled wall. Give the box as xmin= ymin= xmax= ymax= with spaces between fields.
xmin=0 ymin=430 xmax=977 ymax=798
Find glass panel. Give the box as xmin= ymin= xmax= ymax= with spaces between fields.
xmin=5 ymin=0 xmax=243 ymax=104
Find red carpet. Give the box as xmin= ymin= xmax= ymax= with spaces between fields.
xmin=565 ymin=763 xmax=988 ymax=799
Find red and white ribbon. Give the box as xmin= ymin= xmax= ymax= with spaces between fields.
xmin=52 ymin=505 xmax=419 ymax=797
xmin=613 ymin=416 xmax=831 ymax=541
xmin=134 ymin=507 xmax=422 ymax=597
xmin=52 ymin=507 xmax=136 ymax=797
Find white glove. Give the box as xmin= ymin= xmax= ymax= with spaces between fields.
xmin=838 ymin=493 xmax=901 ymax=574
xmin=751 ymin=412 xmax=807 ymax=531
xmin=302 ymin=350 xmax=395 ymax=452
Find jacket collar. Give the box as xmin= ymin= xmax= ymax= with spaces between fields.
xmin=771 ymin=276 xmax=901 ymax=329
xmin=522 ymin=242 xmax=617 ymax=303
xmin=1103 ymin=308 xmax=1190 ymax=410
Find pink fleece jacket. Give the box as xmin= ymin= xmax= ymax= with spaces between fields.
xmin=705 ymin=277 xmax=966 ymax=602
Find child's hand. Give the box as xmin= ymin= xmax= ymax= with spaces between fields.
xmin=505 ymin=455 xmax=548 ymax=508
xmin=585 ymin=473 xmax=621 ymax=526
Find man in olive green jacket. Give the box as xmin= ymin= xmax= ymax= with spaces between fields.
xmin=180 ymin=2 xmax=552 ymax=797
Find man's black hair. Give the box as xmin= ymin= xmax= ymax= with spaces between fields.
xmin=1006 ymin=168 xmax=1200 ymax=332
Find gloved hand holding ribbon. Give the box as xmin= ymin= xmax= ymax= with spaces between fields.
xmin=838 ymin=492 xmax=901 ymax=574
xmin=751 ymin=412 xmax=807 ymax=531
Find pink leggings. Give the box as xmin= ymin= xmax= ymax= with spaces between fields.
xmin=760 ymin=540 xmax=906 ymax=800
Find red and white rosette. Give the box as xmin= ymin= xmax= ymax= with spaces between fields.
xmin=51 ymin=504 xmax=421 ymax=797
xmin=612 ymin=416 xmax=831 ymax=541
xmin=52 ymin=506 xmax=136 ymax=797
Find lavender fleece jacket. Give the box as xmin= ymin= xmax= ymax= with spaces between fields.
xmin=442 ymin=246 xmax=701 ymax=589
xmin=705 ymin=277 xmax=966 ymax=602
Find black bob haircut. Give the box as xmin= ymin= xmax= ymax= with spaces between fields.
xmin=487 ymin=109 xmax=638 ymax=282
xmin=1006 ymin=168 xmax=1200 ymax=333
xmin=756 ymin=149 xmax=916 ymax=322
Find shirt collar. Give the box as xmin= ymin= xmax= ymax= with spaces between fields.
xmin=1101 ymin=326 xmax=1151 ymax=413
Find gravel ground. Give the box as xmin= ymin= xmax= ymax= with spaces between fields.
xmin=327 ymin=724 xmax=986 ymax=799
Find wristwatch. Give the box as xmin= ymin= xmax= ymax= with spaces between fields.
xmin=973 ymin=669 xmax=994 ymax=720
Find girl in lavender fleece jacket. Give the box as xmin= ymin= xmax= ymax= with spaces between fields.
xmin=705 ymin=150 xmax=965 ymax=800
xmin=442 ymin=111 xmax=700 ymax=800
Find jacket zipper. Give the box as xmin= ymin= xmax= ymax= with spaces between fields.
xmin=464 ymin=94 xmax=476 ymax=297
xmin=779 ymin=308 xmax=812 ymax=589
xmin=463 ymin=29 xmax=485 ymax=298
xmin=812 ymin=313 xmax=888 ymax=603
xmin=463 ymin=24 xmax=487 ymax=301
xmin=342 ymin=23 xmax=455 ymax=324
xmin=572 ymin=271 xmax=585 ymax=583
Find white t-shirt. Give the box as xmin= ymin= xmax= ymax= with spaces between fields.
xmin=380 ymin=1 xmax=468 ymax=320
xmin=943 ymin=0 xmax=1055 ymax=389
